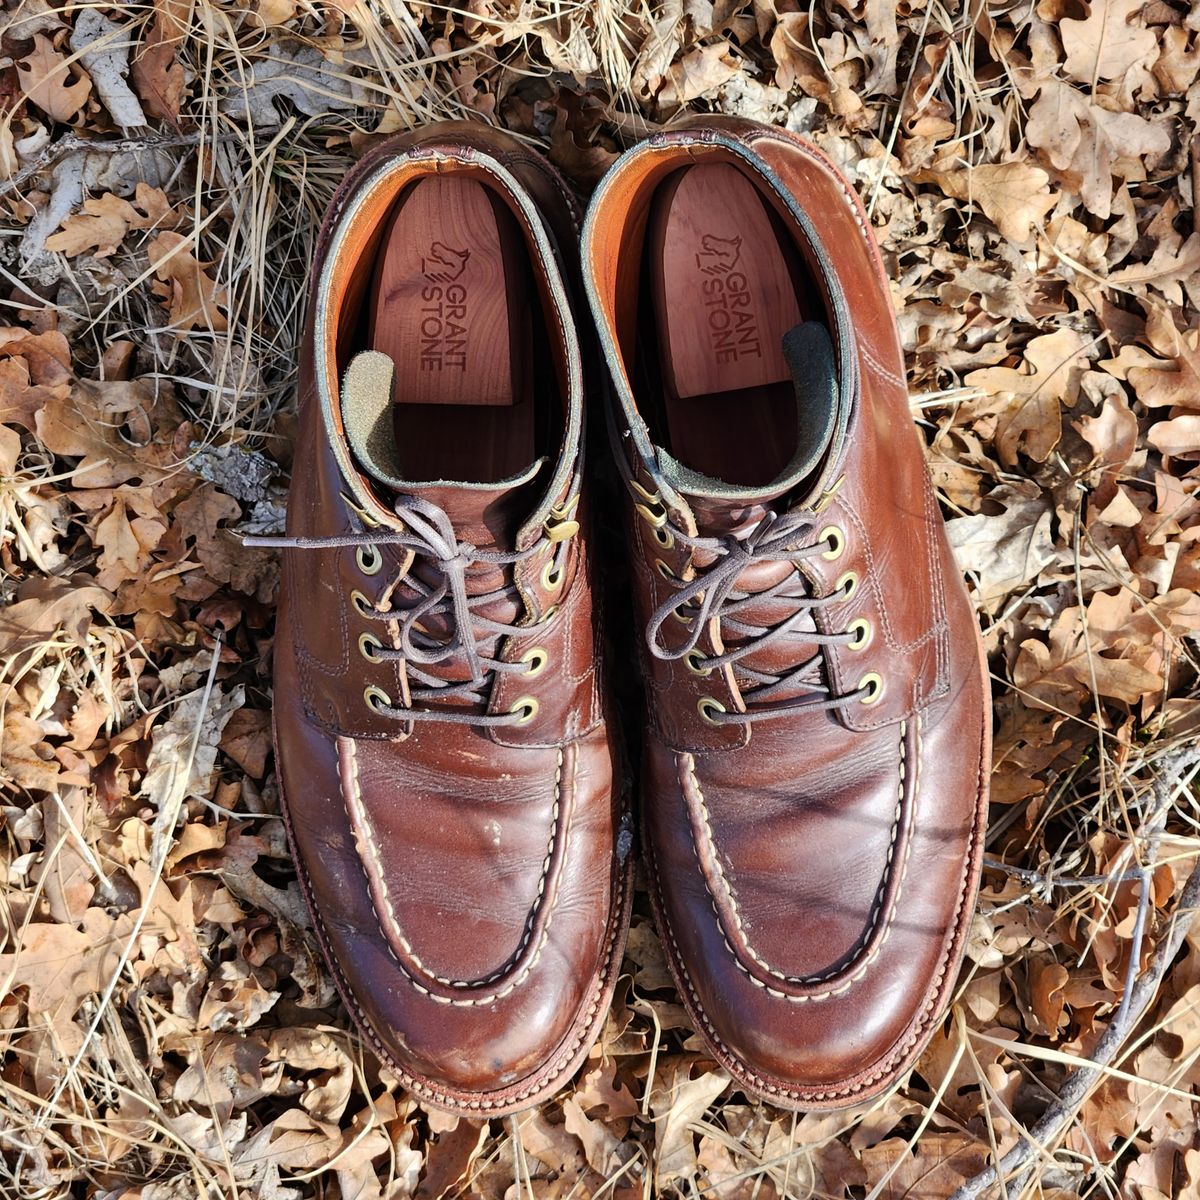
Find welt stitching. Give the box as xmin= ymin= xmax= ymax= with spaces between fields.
xmin=340 ymin=740 xmax=565 ymax=1005
xmin=679 ymin=716 xmax=912 ymax=998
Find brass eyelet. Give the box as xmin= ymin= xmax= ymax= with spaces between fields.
xmin=655 ymin=558 xmax=677 ymax=581
xmin=847 ymin=618 xmax=873 ymax=652
xmin=819 ymin=525 xmax=846 ymax=561
xmin=837 ymin=570 xmax=859 ymax=601
xmin=697 ymin=697 xmax=726 ymax=726
xmin=631 ymin=480 xmax=663 ymax=507
xmin=540 ymin=560 xmax=564 ymax=592
xmin=544 ymin=520 xmax=580 ymax=549
xmin=363 ymin=684 xmax=391 ymax=713
xmin=858 ymin=672 xmax=884 ymax=705
xmin=635 ymin=501 xmax=667 ymax=529
xmin=520 ymin=646 xmax=548 ymax=678
xmin=356 ymin=544 xmax=382 ymax=575
xmin=652 ymin=524 xmax=675 ymax=549
xmin=542 ymin=603 xmax=559 ymax=621
xmin=673 ymin=602 xmax=693 ymax=626
xmin=510 ymin=695 xmax=539 ymax=725
xmin=358 ymin=632 xmax=384 ymax=662
xmin=685 ymin=650 xmax=712 ymax=677
xmin=350 ymin=589 xmax=373 ymax=616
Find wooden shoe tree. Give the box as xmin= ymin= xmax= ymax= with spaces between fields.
xmin=648 ymin=164 xmax=807 ymax=488
xmin=368 ymin=176 xmax=533 ymax=483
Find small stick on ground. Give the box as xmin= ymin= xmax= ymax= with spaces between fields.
xmin=950 ymin=747 xmax=1200 ymax=1200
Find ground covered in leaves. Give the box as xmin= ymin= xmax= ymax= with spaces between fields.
xmin=2 ymin=0 xmax=1200 ymax=1197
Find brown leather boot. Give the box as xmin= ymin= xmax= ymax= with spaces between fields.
xmin=255 ymin=124 xmax=631 ymax=1115
xmin=582 ymin=119 xmax=990 ymax=1109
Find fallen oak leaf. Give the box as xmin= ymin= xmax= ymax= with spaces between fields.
xmin=1148 ymin=413 xmax=1200 ymax=461
xmin=44 ymin=183 xmax=172 ymax=258
xmin=918 ymin=161 xmax=1057 ymax=245
xmin=0 ymin=574 xmax=113 ymax=659
xmin=1060 ymin=0 xmax=1158 ymax=87
xmin=35 ymin=377 xmax=177 ymax=488
xmin=1026 ymin=77 xmax=1169 ymax=220
xmin=16 ymin=32 xmax=93 ymax=122
xmin=964 ymin=327 xmax=1090 ymax=465
xmin=659 ymin=42 xmax=741 ymax=108
xmin=0 ymin=906 xmax=133 ymax=1015
xmin=648 ymin=1059 xmax=730 ymax=1190
xmin=147 ymin=231 xmax=228 ymax=332
xmin=0 ymin=328 xmax=72 ymax=430
xmin=945 ymin=483 xmax=1056 ymax=611
xmin=46 ymin=192 xmax=138 ymax=257
xmin=131 ymin=0 xmax=187 ymax=125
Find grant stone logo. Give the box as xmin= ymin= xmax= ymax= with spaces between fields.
xmin=422 ymin=241 xmax=470 ymax=283
xmin=419 ymin=243 xmax=470 ymax=371
xmin=695 ymin=233 xmax=742 ymax=277
xmin=696 ymin=234 xmax=761 ymax=363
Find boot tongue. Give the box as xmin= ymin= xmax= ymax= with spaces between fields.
xmin=657 ymin=321 xmax=842 ymax=532
xmin=338 ymin=350 xmax=545 ymax=551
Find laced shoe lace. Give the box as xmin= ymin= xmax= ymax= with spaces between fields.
xmin=247 ymin=493 xmax=570 ymax=727
xmin=642 ymin=503 xmax=879 ymax=725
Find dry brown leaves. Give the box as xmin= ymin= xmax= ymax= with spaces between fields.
xmin=3 ymin=0 xmax=1200 ymax=1197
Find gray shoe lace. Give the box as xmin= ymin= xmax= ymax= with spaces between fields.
xmin=247 ymin=494 xmax=566 ymax=727
xmin=644 ymin=508 xmax=872 ymax=725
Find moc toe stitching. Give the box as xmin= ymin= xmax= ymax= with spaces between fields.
xmin=648 ymin=711 xmax=988 ymax=1105
xmin=338 ymin=738 xmax=571 ymax=1004
xmin=677 ymin=716 xmax=917 ymax=997
xmin=281 ymin=734 xmax=633 ymax=1115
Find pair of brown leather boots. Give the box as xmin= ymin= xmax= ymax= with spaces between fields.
xmin=258 ymin=118 xmax=990 ymax=1114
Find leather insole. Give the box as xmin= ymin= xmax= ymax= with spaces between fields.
xmin=649 ymin=164 xmax=807 ymax=487
xmin=368 ymin=176 xmax=533 ymax=483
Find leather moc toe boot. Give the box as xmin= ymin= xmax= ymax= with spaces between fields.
xmin=582 ymin=119 xmax=990 ymax=1109
xmin=257 ymin=124 xmax=631 ymax=1115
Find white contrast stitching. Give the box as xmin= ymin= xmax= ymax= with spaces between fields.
xmin=288 ymin=775 xmax=632 ymax=1113
xmin=679 ymin=717 xmax=914 ymax=1000
xmin=340 ymin=740 xmax=566 ymax=1006
xmin=654 ymin=713 xmax=989 ymax=1101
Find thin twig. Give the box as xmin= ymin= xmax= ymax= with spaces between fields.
xmin=950 ymin=748 xmax=1200 ymax=1200
xmin=0 ymin=130 xmax=223 ymax=200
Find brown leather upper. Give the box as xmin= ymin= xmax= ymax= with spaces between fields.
xmin=272 ymin=124 xmax=630 ymax=1114
xmin=582 ymin=118 xmax=991 ymax=1108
